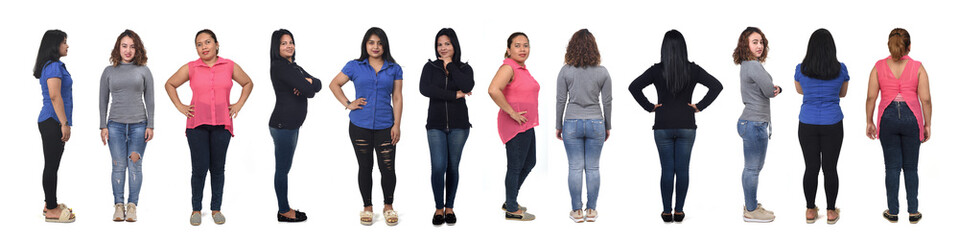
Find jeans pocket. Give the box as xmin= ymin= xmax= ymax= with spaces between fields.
xmin=737 ymin=120 xmax=747 ymax=138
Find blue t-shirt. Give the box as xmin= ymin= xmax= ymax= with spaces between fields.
xmin=794 ymin=63 xmax=849 ymax=125
xmin=38 ymin=61 xmax=73 ymax=126
xmin=341 ymin=59 xmax=403 ymax=130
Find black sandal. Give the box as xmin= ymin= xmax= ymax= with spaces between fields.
xmin=661 ymin=212 xmax=673 ymax=223
xmin=673 ymin=212 xmax=685 ymax=222
xmin=277 ymin=210 xmax=307 ymax=222
xmin=432 ymin=214 xmax=445 ymax=225
xmin=909 ymin=213 xmax=922 ymax=224
xmin=882 ymin=210 xmax=898 ymax=223
xmin=445 ymin=212 xmax=457 ymax=224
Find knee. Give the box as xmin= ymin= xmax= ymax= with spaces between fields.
xmin=129 ymin=152 xmax=141 ymax=162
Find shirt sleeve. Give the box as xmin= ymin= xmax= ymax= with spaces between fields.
xmin=393 ymin=64 xmax=404 ymax=81
xmin=447 ymin=62 xmax=475 ymax=93
xmin=601 ymin=68 xmax=613 ymax=130
xmin=99 ymin=67 xmax=111 ymax=129
xmin=43 ymin=62 xmax=64 ymax=81
xmin=341 ymin=61 xmax=355 ymax=80
xmin=419 ymin=63 xmax=457 ymax=100
xmin=143 ymin=66 xmax=156 ymax=129
xmin=840 ymin=63 xmax=850 ymax=82
xmin=745 ymin=61 xmax=777 ymax=99
xmin=693 ymin=64 xmax=723 ymax=111
xmin=555 ymin=67 xmax=569 ymax=130
xmin=628 ymin=66 xmax=657 ymax=112
xmin=272 ymin=61 xmax=318 ymax=98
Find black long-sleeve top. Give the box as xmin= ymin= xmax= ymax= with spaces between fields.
xmin=419 ymin=59 xmax=474 ymax=129
xmin=269 ymin=59 xmax=323 ymax=129
xmin=628 ymin=63 xmax=723 ymax=130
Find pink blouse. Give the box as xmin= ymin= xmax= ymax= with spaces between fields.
xmin=187 ymin=57 xmax=236 ymax=136
xmin=875 ymin=55 xmax=925 ymax=140
xmin=497 ymin=58 xmax=540 ymax=144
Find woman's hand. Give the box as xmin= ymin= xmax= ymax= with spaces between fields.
xmin=100 ymin=128 xmax=109 ymax=145
xmin=145 ymin=128 xmax=154 ymax=142
xmin=391 ymin=125 xmax=401 ymax=145
xmin=866 ymin=122 xmax=877 ymax=140
xmin=651 ymin=104 xmax=663 ymax=112
xmin=688 ymin=103 xmax=700 ymax=113
xmin=348 ymin=98 xmax=367 ymax=110
xmin=509 ymin=110 xmax=528 ymax=124
xmin=555 ymin=129 xmax=562 ymax=140
xmin=922 ymin=126 xmax=931 ymax=143
xmin=605 ymin=130 xmax=611 ymax=141
xmin=229 ymin=102 xmax=244 ymax=118
xmin=60 ymin=125 xmax=71 ymax=142
xmin=455 ymin=91 xmax=471 ymax=99
xmin=773 ymin=85 xmax=782 ymax=97
xmin=176 ymin=104 xmax=195 ymax=118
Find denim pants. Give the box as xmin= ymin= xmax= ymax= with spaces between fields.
xmin=427 ymin=128 xmax=470 ymax=209
xmin=271 ymin=127 xmax=299 ymax=213
xmin=798 ymin=121 xmax=843 ymax=210
xmin=349 ymin=123 xmax=396 ymax=207
xmin=653 ymin=129 xmax=696 ymax=213
xmin=562 ymin=119 xmax=605 ymax=210
xmin=39 ymin=118 xmax=65 ymax=210
xmin=879 ymin=102 xmax=921 ymax=214
xmin=737 ymin=120 xmax=768 ymax=211
xmin=107 ymin=121 xmax=148 ymax=205
xmin=186 ymin=125 xmax=231 ymax=211
xmin=504 ymin=128 xmax=536 ymax=212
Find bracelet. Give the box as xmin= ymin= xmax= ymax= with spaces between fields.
xmin=345 ymin=100 xmax=351 ymax=110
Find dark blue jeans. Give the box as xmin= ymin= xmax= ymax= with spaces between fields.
xmin=186 ymin=125 xmax=231 ymax=211
xmin=879 ymin=102 xmax=921 ymax=215
xmin=427 ymin=128 xmax=470 ymax=209
xmin=271 ymin=127 xmax=299 ymax=213
xmin=653 ymin=129 xmax=696 ymax=213
xmin=504 ymin=128 xmax=536 ymax=212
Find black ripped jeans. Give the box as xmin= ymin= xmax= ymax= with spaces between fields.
xmin=349 ymin=122 xmax=396 ymax=207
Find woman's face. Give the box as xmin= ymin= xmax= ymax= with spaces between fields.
xmin=120 ymin=36 xmax=136 ymax=63
xmin=748 ymin=32 xmax=764 ymax=58
xmin=436 ymin=35 xmax=454 ymax=60
xmin=59 ymin=38 xmax=69 ymax=57
xmin=366 ymin=34 xmax=383 ymax=59
xmin=279 ymin=34 xmax=295 ymax=61
xmin=195 ymin=33 xmax=218 ymax=60
xmin=507 ymin=35 xmax=529 ymax=63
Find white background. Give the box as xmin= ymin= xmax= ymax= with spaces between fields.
xmin=1 ymin=0 xmax=955 ymax=239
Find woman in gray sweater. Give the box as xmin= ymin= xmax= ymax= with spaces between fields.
xmin=732 ymin=27 xmax=780 ymax=223
xmin=99 ymin=30 xmax=154 ymax=222
xmin=555 ymin=29 xmax=611 ymax=223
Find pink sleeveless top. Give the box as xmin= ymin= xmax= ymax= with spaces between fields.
xmin=497 ymin=58 xmax=540 ymax=144
xmin=187 ymin=57 xmax=236 ymax=136
xmin=875 ymin=55 xmax=924 ymax=140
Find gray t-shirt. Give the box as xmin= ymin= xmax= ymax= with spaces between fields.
xmin=739 ymin=60 xmax=777 ymax=122
xmin=556 ymin=65 xmax=612 ymax=130
xmin=99 ymin=63 xmax=155 ymax=128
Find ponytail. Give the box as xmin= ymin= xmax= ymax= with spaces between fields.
xmin=888 ymin=28 xmax=910 ymax=60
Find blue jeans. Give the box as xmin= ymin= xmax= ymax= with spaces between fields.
xmin=504 ymin=128 xmax=536 ymax=212
xmin=562 ymin=119 xmax=605 ymax=210
xmin=737 ymin=120 xmax=768 ymax=211
xmin=107 ymin=121 xmax=148 ymax=205
xmin=186 ymin=125 xmax=231 ymax=211
xmin=879 ymin=102 xmax=921 ymax=214
xmin=427 ymin=128 xmax=470 ymax=209
xmin=654 ymin=129 xmax=696 ymax=213
xmin=271 ymin=127 xmax=299 ymax=213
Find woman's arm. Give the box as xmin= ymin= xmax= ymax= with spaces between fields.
xmin=628 ymin=67 xmax=658 ymax=112
xmin=917 ymin=64 xmax=932 ymax=142
xmin=272 ymin=62 xmax=318 ymax=98
xmin=47 ymin=77 xmax=70 ymax=142
xmin=99 ymin=68 xmax=110 ymax=145
xmin=839 ymin=82 xmax=849 ymax=98
xmin=692 ymin=66 xmax=723 ymax=112
xmin=143 ymin=67 xmax=155 ymax=141
xmin=794 ymin=81 xmax=803 ymax=95
xmin=230 ymin=63 xmax=254 ymax=118
xmin=448 ymin=62 xmax=475 ymax=93
xmin=864 ymin=66 xmax=879 ymax=139
xmin=420 ymin=64 xmax=458 ymax=100
xmin=165 ymin=64 xmax=193 ymax=118
xmin=329 ymin=72 xmax=365 ymax=110
xmin=391 ymin=80 xmax=403 ymax=145
xmin=488 ymin=65 xmax=526 ymax=124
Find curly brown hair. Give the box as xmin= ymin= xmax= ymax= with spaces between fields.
xmin=732 ymin=27 xmax=767 ymax=64
xmin=565 ymin=29 xmax=600 ymax=67
xmin=110 ymin=29 xmax=147 ymax=66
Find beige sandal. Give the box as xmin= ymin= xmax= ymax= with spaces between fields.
xmin=360 ymin=211 xmax=374 ymax=225
xmin=383 ymin=209 xmax=399 ymax=226
xmin=805 ymin=207 xmax=819 ymax=224
xmin=45 ymin=205 xmax=75 ymax=223
xmin=826 ymin=208 xmax=840 ymax=224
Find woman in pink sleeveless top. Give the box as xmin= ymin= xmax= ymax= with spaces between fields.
xmin=488 ymin=32 xmax=539 ymax=221
xmin=164 ymin=29 xmax=254 ymax=226
xmin=865 ymin=28 xmax=931 ymax=224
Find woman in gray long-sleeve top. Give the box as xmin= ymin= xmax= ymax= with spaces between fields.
xmin=99 ymin=29 xmax=154 ymax=222
xmin=732 ymin=27 xmax=781 ymax=223
xmin=555 ymin=29 xmax=611 ymax=223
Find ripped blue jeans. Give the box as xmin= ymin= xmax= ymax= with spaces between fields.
xmin=107 ymin=121 xmax=148 ymax=205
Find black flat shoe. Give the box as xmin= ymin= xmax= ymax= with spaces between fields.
xmin=432 ymin=214 xmax=445 ymax=225
xmin=673 ymin=212 xmax=685 ymax=222
xmin=278 ymin=210 xmax=307 ymax=222
xmin=661 ymin=213 xmax=673 ymax=223
xmin=909 ymin=213 xmax=922 ymax=224
xmin=882 ymin=210 xmax=898 ymax=223
xmin=445 ymin=212 xmax=457 ymax=224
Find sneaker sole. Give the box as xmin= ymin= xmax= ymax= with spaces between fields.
xmin=126 ymin=218 xmax=137 ymax=222
xmin=505 ymin=217 xmax=534 ymax=221
xmin=570 ymin=215 xmax=584 ymax=223
xmin=585 ymin=216 xmax=597 ymax=222
xmin=113 ymin=217 xmax=124 ymax=222
xmin=743 ymin=216 xmax=774 ymax=223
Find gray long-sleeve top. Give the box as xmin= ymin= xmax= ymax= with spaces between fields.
xmin=556 ymin=65 xmax=612 ymax=130
xmin=739 ymin=60 xmax=777 ymax=122
xmin=99 ymin=63 xmax=155 ymax=129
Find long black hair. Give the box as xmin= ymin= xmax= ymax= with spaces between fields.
xmin=661 ymin=30 xmax=691 ymax=95
xmin=434 ymin=28 xmax=462 ymax=63
xmin=357 ymin=27 xmax=396 ymax=63
xmin=33 ymin=29 xmax=67 ymax=79
xmin=271 ymin=29 xmax=295 ymax=61
xmin=800 ymin=28 xmax=840 ymax=80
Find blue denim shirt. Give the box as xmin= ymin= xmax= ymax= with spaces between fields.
xmin=795 ymin=63 xmax=849 ymax=125
xmin=38 ymin=61 xmax=74 ymax=126
xmin=342 ymin=59 xmax=403 ymax=130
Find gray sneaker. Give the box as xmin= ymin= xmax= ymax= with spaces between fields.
xmin=190 ymin=212 xmax=201 ymax=226
xmin=506 ymin=211 xmax=535 ymax=221
xmin=212 ymin=211 xmax=226 ymax=224
xmin=744 ymin=205 xmax=775 ymax=223
xmin=113 ymin=203 xmax=125 ymax=222
xmin=125 ymin=203 xmax=137 ymax=222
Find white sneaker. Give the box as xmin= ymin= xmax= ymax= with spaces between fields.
xmin=113 ymin=203 xmax=125 ymax=221
xmin=570 ymin=209 xmax=584 ymax=223
xmin=743 ymin=204 xmax=775 ymax=223
xmin=125 ymin=203 xmax=137 ymax=222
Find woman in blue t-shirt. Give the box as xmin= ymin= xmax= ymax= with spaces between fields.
xmin=793 ymin=28 xmax=849 ymax=225
xmin=329 ymin=27 xmax=404 ymax=226
xmin=33 ymin=29 xmax=75 ymax=223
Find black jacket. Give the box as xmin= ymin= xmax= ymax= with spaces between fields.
xmin=419 ymin=59 xmax=474 ymax=129
xmin=628 ymin=63 xmax=723 ymax=130
xmin=269 ymin=59 xmax=323 ymax=129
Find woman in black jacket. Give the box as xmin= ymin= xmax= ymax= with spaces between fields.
xmin=269 ymin=29 xmax=322 ymax=222
xmin=419 ymin=28 xmax=474 ymax=225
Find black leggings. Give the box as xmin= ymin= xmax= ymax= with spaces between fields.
xmin=798 ymin=121 xmax=843 ymax=210
xmin=39 ymin=118 xmax=65 ymax=210
xmin=349 ymin=123 xmax=396 ymax=207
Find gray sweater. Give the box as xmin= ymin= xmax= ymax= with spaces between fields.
xmin=99 ymin=63 xmax=155 ymax=129
xmin=556 ymin=65 xmax=612 ymax=130
xmin=739 ymin=60 xmax=777 ymax=122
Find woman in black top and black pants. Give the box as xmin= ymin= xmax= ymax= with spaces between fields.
xmin=420 ymin=28 xmax=474 ymax=225
xmin=629 ymin=30 xmax=723 ymax=223
xmin=269 ymin=29 xmax=322 ymax=222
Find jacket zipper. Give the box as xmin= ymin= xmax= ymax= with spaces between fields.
xmin=444 ymin=71 xmax=450 ymax=130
